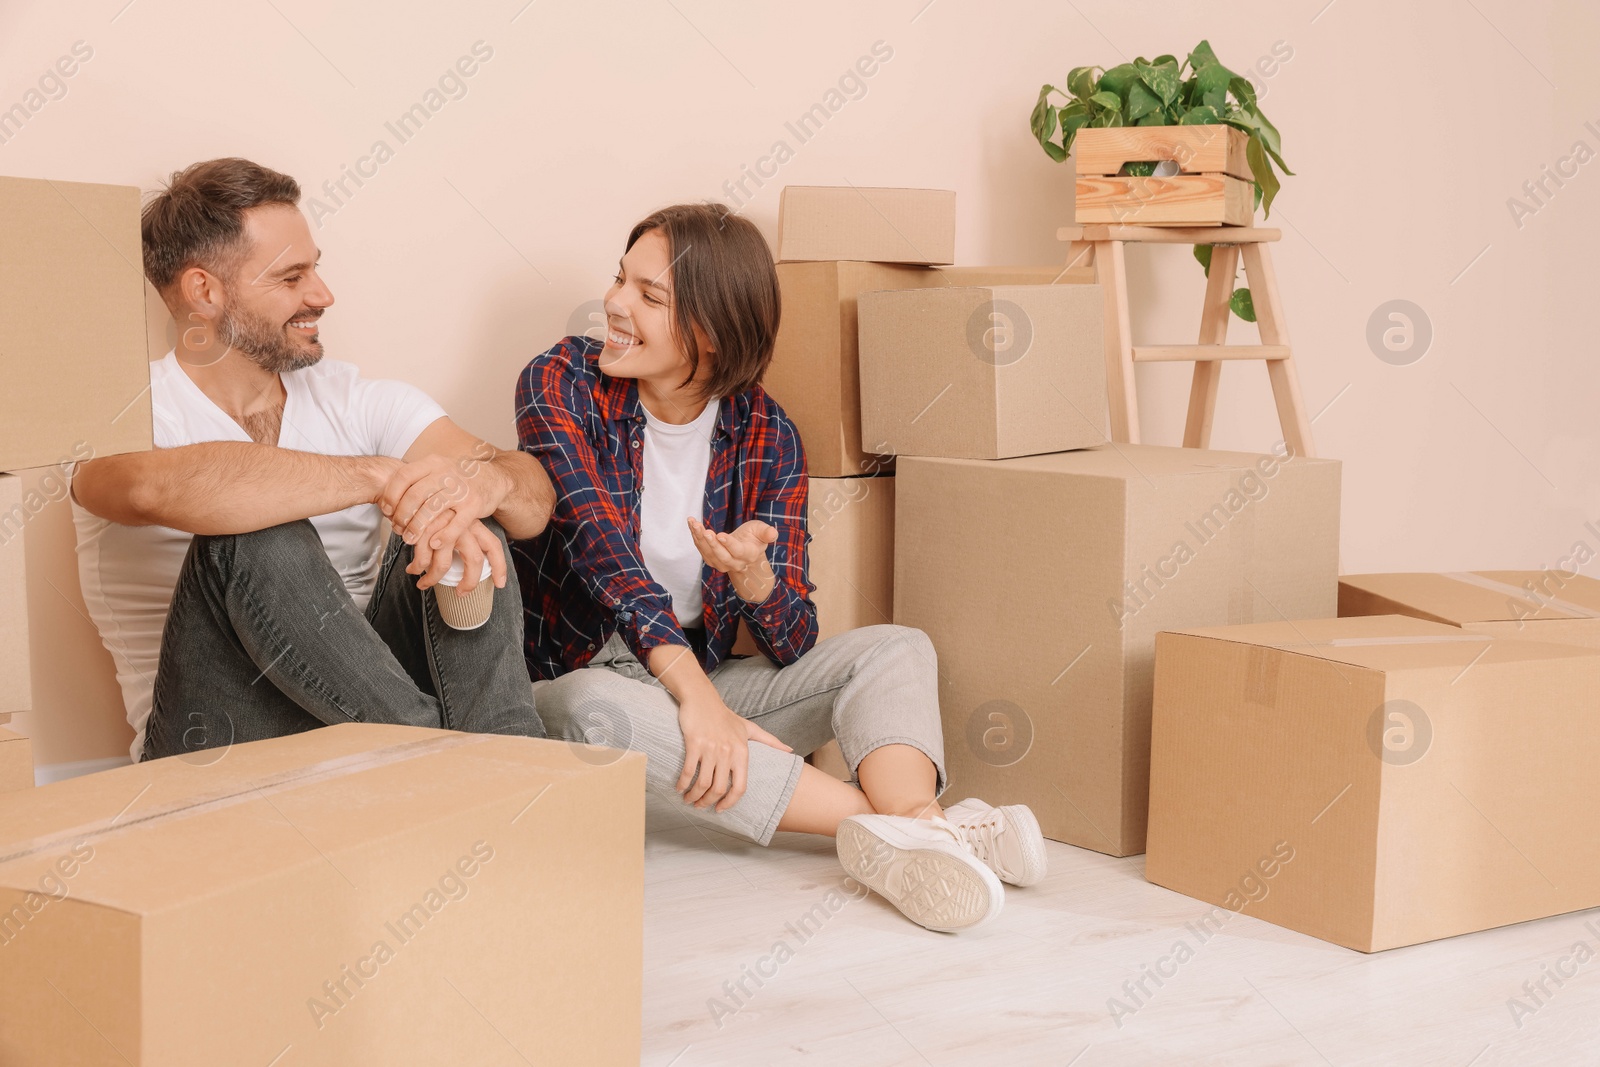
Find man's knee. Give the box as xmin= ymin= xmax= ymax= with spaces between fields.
xmin=194 ymin=519 xmax=322 ymax=568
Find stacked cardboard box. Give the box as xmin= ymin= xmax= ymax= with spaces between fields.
xmin=1339 ymin=570 xmax=1600 ymax=649
xmin=1146 ymin=615 xmax=1600 ymax=951
xmin=0 ymin=724 xmax=646 ymax=1065
xmin=893 ymin=445 xmax=1340 ymax=855
xmin=766 ymin=188 xmax=1100 ymax=779
xmin=0 ymin=175 xmax=152 ymax=782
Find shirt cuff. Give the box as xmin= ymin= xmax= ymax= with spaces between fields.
xmin=615 ymin=602 xmax=690 ymax=661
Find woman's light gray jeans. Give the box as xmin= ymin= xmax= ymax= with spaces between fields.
xmin=532 ymin=623 xmax=947 ymax=844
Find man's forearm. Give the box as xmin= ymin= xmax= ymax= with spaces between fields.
xmin=76 ymin=442 xmax=392 ymax=534
xmin=483 ymin=448 xmax=555 ymax=540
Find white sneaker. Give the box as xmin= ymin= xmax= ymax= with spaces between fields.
xmin=944 ymin=798 xmax=1048 ymax=887
xmin=836 ymin=813 xmax=1004 ymax=933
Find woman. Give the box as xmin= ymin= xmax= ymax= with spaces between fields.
xmin=512 ymin=203 xmax=1045 ymax=932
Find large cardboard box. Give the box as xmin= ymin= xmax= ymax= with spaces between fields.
xmin=0 ymin=724 xmax=645 ymax=1066
xmin=1145 ymin=615 xmax=1600 ymax=952
xmin=894 ymin=444 xmax=1341 ymax=856
xmin=766 ymin=263 xmax=1089 ymax=477
xmin=1340 ymin=570 xmax=1600 ymax=649
xmin=0 ymin=175 xmax=152 ymax=472
xmin=0 ymin=473 xmax=30 ymax=716
xmin=0 ymin=726 xmax=31 ymax=791
xmin=775 ymin=186 xmax=956 ymax=265
xmin=859 ymin=283 xmax=1109 ymax=461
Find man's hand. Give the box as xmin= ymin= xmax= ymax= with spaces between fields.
xmin=405 ymin=506 xmax=508 ymax=593
xmin=688 ymin=517 xmax=777 ymax=604
xmin=380 ymin=454 xmax=511 ymax=554
xmin=676 ymin=688 xmax=792 ymax=813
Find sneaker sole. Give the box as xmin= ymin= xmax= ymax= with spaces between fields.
xmin=1000 ymin=804 xmax=1049 ymax=888
xmin=837 ymin=818 xmax=1003 ymax=933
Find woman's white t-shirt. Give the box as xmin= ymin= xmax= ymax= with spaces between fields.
xmin=71 ymin=352 xmax=446 ymax=760
xmin=638 ymin=398 xmax=720 ymax=631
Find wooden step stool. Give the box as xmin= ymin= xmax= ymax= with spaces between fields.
xmin=1058 ymin=224 xmax=1315 ymax=458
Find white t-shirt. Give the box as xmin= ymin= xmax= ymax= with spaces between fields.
xmin=72 ymin=352 xmax=447 ymax=760
xmin=638 ymin=398 xmax=720 ymax=631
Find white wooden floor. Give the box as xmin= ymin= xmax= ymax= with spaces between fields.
xmin=640 ymin=791 xmax=1600 ymax=1066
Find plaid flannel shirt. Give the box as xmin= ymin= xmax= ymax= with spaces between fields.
xmin=512 ymin=336 xmax=818 ymax=680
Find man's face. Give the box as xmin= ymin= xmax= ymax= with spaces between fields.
xmin=218 ymin=204 xmax=334 ymax=373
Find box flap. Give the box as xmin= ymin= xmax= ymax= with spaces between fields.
xmin=0 ymin=724 xmax=642 ymax=914
xmin=1164 ymin=614 xmax=1600 ymax=673
xmin=1342 ymin=571 xmax=1600 ymax=625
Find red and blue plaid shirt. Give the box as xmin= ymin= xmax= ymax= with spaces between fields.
xmin=512 ymin=336 xmax=818 ymax=680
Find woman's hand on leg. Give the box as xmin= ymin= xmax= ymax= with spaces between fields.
xmin=677 ymin=692 xmax=791 ymax=813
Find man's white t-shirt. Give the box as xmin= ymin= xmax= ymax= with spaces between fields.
xmin=72 ymin=352 xmax=447 ymax=760
xmin=638 ymin=398 xmax=719 ymax=632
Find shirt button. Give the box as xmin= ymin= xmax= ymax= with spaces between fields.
xmin=632 ymin=440 xmax=640 ymax=449
xmin=587 ymin=642 xmax=595 ymax=650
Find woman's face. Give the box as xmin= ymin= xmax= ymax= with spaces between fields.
xmin=599 ymin=228 xmax=705 ymax=385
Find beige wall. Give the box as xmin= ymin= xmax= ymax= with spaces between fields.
xmin=3 ymin=1 xmax=1595 ymax=762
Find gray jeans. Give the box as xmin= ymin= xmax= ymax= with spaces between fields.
xmin=144 ymin=518 xmax=544 ymax=761
xmin=533 ymin=623 xmax=947 ymax=845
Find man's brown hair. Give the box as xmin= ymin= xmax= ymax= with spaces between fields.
xmin=625 ymin=204 xmax=781 ymax=399
xmin=141 ymin=157 xmax=301 ymax=292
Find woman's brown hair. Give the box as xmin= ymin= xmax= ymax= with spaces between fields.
xmin=625 ymin=204 xmax=781 ymax=399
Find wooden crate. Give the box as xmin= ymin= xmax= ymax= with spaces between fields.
xmin=1073 ymin=125 xmax=1255 ymax=227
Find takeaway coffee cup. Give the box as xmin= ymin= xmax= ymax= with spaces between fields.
xmin=433 ymin=555 xmax=494 ymax=630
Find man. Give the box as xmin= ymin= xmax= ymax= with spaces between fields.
xmin=72 ymin=157 xmax=552 ymax=761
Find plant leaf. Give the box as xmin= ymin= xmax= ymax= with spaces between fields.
xmin=1251 ymin=107 xmax=1293 ymax=175
xmin=1228 ymin=75 xmax=1259 ymax=109
xmin=1067 ymin=66 xmax=1099 ymax=101
xmin=1193 ymin=61 xmax=1232 ymax=106
xmin=1030 ymin=87 xmax=1057 ymax=143
xmin=1187 ymin=39 xmax=1220 ymax=72
xmin=1098 ymin=62 xmax=1140 ymax=97
xmin=1125 ymin=81 xmax=1162 ymax=122
xmin=1194 ymin=244 xmax=1213 ymax=276
xmin=1179 ymin=105 xmax=1220 ymax=125
xmin=1245 ymin=134 xmax=1280 ymax=216
xmin=1136 ymin=113 xmax=1168 ymax=126
xmin=1230 ymin=288 xmax=1256 ymax=321
xmin=1151 ymin=53 xmax=1178 ymax=69
xmin=1059 ymin=106 xmax=1091 ymax=154
xmin=1137 ymin=59 xmax=1182 ymax=105
xmin=1089 ymin=90 xmax=1123 ymax=110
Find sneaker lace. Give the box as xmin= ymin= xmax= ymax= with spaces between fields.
xmin=955 ymin=813 xmax=1003 ymax=866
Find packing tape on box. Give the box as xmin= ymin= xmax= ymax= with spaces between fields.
xmin=0 ymin=732 xmax=493 ymax=869
xmin=1444 ymin=571 xmax=1600 ymax=620
xmin=1323 ymin=635 xmax=1495 ymax=647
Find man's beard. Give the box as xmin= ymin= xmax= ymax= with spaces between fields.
xmin=219 ymin=301 xmax=324 ymax=373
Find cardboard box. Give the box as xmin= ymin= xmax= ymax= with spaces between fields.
xmin=766 ymin=263 xmax=1089 ymax=477
xmin=0 ymin=175 xmax=152 ymax=473
xmin=775 ymin=186 xmax=956 ymax=265
xmin=1340 ymin=571 xmax=1600 ymax=649
xmin=859 ymin=283 xmax=1109 ymax=461
xmin=1145 ymin=615 xmax=1600 ymax=952
xmin=894 ymin=444 xmax=1341 ymax=856
xmin=0 ymin=726 xmax=31 ymax=791
xmin=0 ymin=474 xmax=30 ymax=716
xmin=0 ymin=724 xmax=645 ymax=1065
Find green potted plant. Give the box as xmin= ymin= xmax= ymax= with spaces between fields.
xmin=1030 ymin=40 xmax=1292 ymax=319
